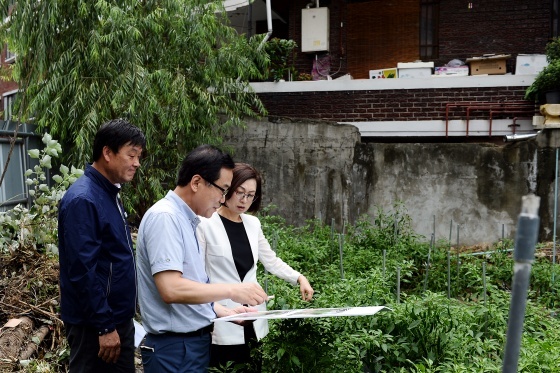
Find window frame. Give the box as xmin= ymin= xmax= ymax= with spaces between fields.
xmin=419 ymin=0 xmax=440 ymax=60
xmin=3 ymin=89 xmax=18 ymax=121
xmin=5 ymin=43 xmax=15 ymax=63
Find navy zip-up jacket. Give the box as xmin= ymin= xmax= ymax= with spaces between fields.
xmin=58 ymin=164 xmax=136 ymax=334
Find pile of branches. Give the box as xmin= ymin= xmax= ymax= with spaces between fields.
xmin=0 ymin=247 xmax=65 ymax=371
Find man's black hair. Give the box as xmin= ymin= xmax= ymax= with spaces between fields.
xmin=177 ymin=145 xmax=235 ymax=186
xmin=92 ymin=118 xmax=146 ymax=161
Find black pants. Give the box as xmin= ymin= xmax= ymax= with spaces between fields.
xmin=209 ymin=325 xmax=262 ymax=373
xmin=65 ymin=319 xmax=135 ymax=373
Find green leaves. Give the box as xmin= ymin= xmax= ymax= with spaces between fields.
xmin=1 ymin=0 xmax=268 ymax=221
xmin=257 ymin=209 xmax=560 ymax=372
xmin=525 ymin=37 xmax=560 ymax=101
xmin=263 ymin=38 xmax=297 ymax=82
xmin=0 ymin=134 xmax=82 ymax=253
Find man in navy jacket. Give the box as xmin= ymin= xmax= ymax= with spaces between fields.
xmin=58 ymin=119 xmax=145 ymax=372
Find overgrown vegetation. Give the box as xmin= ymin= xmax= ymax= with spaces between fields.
xmin=525 ymin=37 xmax=560 ymax=102
xmin=0 ymin=134 xmax=82 ymax=253
xmin=2 ymin=143 xmax=560 ymax=372
xmin=253 ymin=207 xmax=560 ymax=372
xmin=0 ymin=135 xmax=80 ymax=372
xmin=262 ymin=38 xmax=298 ymax=82
xmin=0 ymin=0 xmax=270 ymax=223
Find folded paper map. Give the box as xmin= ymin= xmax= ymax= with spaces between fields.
xmin=212 ymin=306 xmax=389 ymax=322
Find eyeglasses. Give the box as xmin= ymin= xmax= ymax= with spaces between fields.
xmin=202 ymin=177 xmax=229 ymax=198
xmin=234 ymin=190 xmax=257 ymax=202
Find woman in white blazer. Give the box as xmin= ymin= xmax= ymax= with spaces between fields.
xmin=197 ymin=163 xmax=314 ymax=372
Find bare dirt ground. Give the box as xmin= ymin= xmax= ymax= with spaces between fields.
xmin=0 ymin=248 xmax=144 ymax=372
xmin=0 ymin=247 xmax=63 ymax=371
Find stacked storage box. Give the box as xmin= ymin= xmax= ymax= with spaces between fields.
xmin=397 ymin=62 xmax=434 ymax=78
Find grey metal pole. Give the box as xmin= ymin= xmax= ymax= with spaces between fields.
xmin=338 ymin=234 xmax=345 ymax=280
xmin=382 ymin=249 xmax=386 ymax=278
xmin=483 ymin=261 xmax=488 ymax=336
xmin=502 ymin=194 xmax=540 ymax=373
xmin=396 ymin=266 xmax=401 ymax=304
xmin=447 ymin=250 xmax=451 ymax=299
xmin=448 ymin=220 xmax=452 ymax=298
xmin=423 ymin=233 xmax=434 ymax=292
xmin=553 ymin=148 xmax=559 ymax=284
xmin=456 ymin=224 xmax=460 ymax=297
xmin=330 ymin=218 xmax=335 ymax=261
xmin=394 ymin=214 xmax=399 ymax=256
xmin=394 ymin=218 xmax=397 ymax=242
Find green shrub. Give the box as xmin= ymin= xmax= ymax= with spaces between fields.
xmin=4 ymin=187 xmax=560 ymax=372
xmin=0 ymin=134 xmax=82 ymax=253
xmin=256 ymin=206 xmax=560 ymax=372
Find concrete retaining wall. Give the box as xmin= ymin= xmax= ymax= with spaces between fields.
xmin=224 ymin=117 xmax=550 ymax=245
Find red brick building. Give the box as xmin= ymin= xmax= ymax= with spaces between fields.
xmin=0 ymin=45 xmax=18 ymax=121
xmin=280 ymin=0 xmax=551 ymax=80
xmin=1 ymin=0 xmax=558 ymax=137
xmin=230 ymin=0 xmax=558 ymax=140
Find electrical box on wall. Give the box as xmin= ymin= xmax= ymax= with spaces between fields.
xmin=301 ymin=7 xmax=329 ymax=53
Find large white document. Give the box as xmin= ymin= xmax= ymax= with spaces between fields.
xmin=212 ymin=306 xmax=389 ymax=322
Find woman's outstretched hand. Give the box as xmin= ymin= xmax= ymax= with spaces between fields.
xmin=298 ymin=275 xmax=314 ymax=301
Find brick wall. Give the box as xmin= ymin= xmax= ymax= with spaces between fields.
xmin=0 ymin=48 xmax=18 ymax=115
xmin=257 ymin=86 xmax=533 ymax=122
xmin=288 ymin=0 xmax=552 ymax=79
xmin=437 ymin=0 xmax=551 ymax=68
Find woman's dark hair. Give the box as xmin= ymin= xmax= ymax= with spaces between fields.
xmin=177 ymin=144 xmax=235 ymax=187
xmin=224 ymin=163 xmax=262 ymax=213
xmin=92 ymin=118 xmax=146 ymax=161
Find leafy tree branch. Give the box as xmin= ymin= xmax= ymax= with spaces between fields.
xmin=0 ymin=0 xmax=269 ymax=221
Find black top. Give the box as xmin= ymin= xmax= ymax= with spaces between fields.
xmin=219 ymin=215 xmax=254 ymax=282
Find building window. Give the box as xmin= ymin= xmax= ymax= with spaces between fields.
xmin=420 ymin=0 xmax=439 ymax=60
xmin=0 ymin=137 xmax=25 ymax=211
xmin=3 ymin=90 xmax=17 ymax=121
xmin=5 ymin=44 xmax=15 ymax=63
xmin=553 ymin=0 xmax=560 ymax=38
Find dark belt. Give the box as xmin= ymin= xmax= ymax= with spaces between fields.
xmin=152 ymin=324 xmax=214 ymax=339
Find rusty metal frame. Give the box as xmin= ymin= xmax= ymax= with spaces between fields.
xmin=445 ymin=101 xmax=536 ymax=137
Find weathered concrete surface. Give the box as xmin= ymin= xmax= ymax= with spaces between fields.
xmin=225 ymin=117 xmax=361 ymax=228
xmin=224 ymin=117 xmax=548 ymax=245
xmin=536 ymin=130 xmax=560 ymax=240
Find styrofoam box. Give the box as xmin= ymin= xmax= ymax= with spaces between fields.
xmin=397 ymin=62 xmax=434 ymax=78
xmin=515 ymin=54 xmax=548 ymax=75
xmin=369 ymin=68 xmax=397 ymax=79
xmin=434 ymin=66 xmax=469 ymax=76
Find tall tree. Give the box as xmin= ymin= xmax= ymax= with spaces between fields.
xmin=0 ymin=0 xmax=268 ymax=221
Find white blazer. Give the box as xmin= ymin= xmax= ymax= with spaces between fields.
xmin=196 ymin=212 xmax=301 ymax=345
